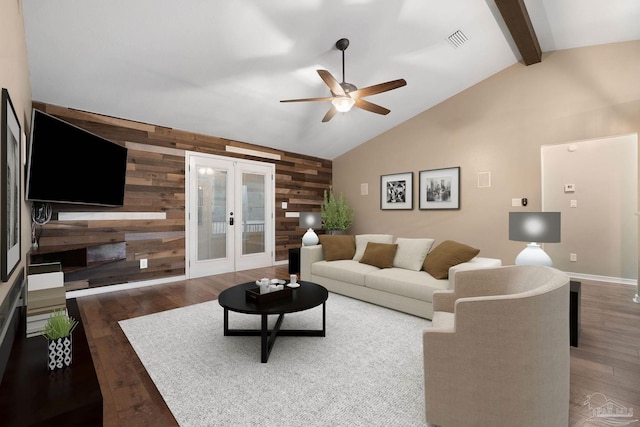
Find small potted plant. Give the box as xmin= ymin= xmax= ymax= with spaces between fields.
xmin=321 ymin=186 xmax=354 ymax=234
xmin=43 ymin=309 xmax=78 ymax=371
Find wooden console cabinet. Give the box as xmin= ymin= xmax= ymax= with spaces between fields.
xmin=29 ymin=242 xmax=126 ymax=274
xmin=29 ymin=242 xmax=126 ymax=289
xmin=0 ymin=298 xmax=103 ymax=426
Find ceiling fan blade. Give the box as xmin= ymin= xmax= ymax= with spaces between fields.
xmin=322 ymin=105 xmax=338 ymax=122
xmin=349 ymin=79 xmax=407 ymax=99
xmin=354 ymin=98 xmax=390 ymax=115
xmin=317 ymin=70 xmax=346 ymax=96
xmin=280 ymin=97 xmax=334 ymax=103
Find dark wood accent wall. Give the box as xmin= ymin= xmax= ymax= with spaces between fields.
xmin=29 ymin=102 xmax=331 ymax=289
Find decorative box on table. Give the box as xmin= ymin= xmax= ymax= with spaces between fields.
xmin=246 ymin=286 xmax=293 ymax=304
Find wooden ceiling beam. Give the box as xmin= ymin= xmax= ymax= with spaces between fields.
xmin=494 ymin=0 xmax=542 ymax=65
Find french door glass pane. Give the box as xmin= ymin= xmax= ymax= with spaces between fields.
xmin=197 ymin=165 xmax=227 ymax=261
xmin=242 ymin=173 xmax=265 ymax=255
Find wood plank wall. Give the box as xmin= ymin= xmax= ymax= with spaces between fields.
xmin=29 ymin=102 xmax=332 ymax=289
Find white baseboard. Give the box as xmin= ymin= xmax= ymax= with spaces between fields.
xmin=66 ymin=275 xmax=187 ymax=299
xmin=564 ymin=271 xmax=637 ymax=286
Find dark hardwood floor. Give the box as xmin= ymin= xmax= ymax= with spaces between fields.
xmin=75 ymin=266 xmax=640 ymax=426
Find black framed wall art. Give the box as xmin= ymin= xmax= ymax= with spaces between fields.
xmin=380 ymin=172 xmax=413 ymax=210
xmin=419 ymin=167 xmax=460 ymax=210
xmin=1 ymin=88 xmax=21 ymax=281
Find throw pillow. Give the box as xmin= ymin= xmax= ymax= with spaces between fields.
xmin=392 ymin=238 xmax=435 ymax=271
xmin=423 ymin=240 xmax=480 ymax=279
xmin=353 ymin=234 xmax=394 ymax=261
xmin=359 ymin=242 xmax=398 ymax=269
xmin=318 ymin=234 xmax=356 ymax=261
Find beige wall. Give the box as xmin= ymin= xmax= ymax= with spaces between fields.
xmin=333 ymin=41 xmax=640 ymax=280
xmin=542 ymin=134 xmax=637 ymax=279
xmin=0 ymin=0 xmax=31 ymax=301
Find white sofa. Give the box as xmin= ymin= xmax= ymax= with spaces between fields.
xmin=300 ymin=234 xmax=502 ymax=320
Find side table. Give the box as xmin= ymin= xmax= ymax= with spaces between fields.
xmin=288 ymin=248 xmax=300 ymax=275
xmin=570 ymin=280 xmax=581 ymax=347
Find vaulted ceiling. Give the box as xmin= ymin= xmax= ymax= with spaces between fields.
xmin=22 ymin=0 xmax=640 ymax=159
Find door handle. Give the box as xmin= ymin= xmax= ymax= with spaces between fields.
xmin=229 ymin=217 xmax=234 ymax=226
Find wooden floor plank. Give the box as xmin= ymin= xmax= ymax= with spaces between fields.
xmin=76 ymin=267 xmax=640 ymax=425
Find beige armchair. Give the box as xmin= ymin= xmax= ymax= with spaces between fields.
xmin=423 ymin=265 xmax=570 ymax=427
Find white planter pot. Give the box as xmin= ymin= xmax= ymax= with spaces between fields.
xmin=48 ymin=336 xmax=73 ymax=370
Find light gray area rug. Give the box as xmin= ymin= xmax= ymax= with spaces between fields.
xmin=119 ymin=292 xmax=432 ymax=427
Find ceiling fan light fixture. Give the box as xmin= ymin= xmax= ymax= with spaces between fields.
xmin=331 ymin=96 xmax=355 ymax=112
xmin=280 ymin=38 xmax=406 ymax=122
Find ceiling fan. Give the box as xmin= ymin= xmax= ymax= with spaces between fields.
xmin=280 ymin=38 xmax=407 ymax=122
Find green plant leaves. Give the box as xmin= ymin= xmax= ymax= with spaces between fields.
xmin=42 ymin=309 xmax=78 ymax=340
xmin=321 ymin=186 xmax=354 ymax=231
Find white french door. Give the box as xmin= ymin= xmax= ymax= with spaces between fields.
xmin=187 ymin=153 xmax=274 ymax=278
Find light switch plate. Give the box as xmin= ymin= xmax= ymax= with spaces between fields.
xmin=511 ymin=198 xmax=522 ymax=207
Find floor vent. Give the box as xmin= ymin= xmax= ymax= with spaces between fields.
xmin=447 ymin=30 xmax=468 ymax=48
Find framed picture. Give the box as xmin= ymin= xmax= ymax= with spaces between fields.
xmin=380 ymin=172 xmax=413 ymax=210
xmin=419 ymin=167 xmax=460 ymax=210
xmin=1 ymin=88 xmax=21 ymax=281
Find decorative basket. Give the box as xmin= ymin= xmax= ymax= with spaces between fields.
xmin=246 ymin=286 xmax=293 ymax=304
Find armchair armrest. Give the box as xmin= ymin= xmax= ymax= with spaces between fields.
xmin=448 ymin=257 xmax=502 ymax=289
xmin=434 ymin=265 xmax=523 ymax=313
xmin=300 ymin=245 xmax=325 ymax=281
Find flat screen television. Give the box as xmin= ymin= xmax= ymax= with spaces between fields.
xmin=26 ymin=110 xmax=128 ymax=206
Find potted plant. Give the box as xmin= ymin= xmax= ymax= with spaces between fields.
xmin=43 ymin=309 xmax=78 ymax=370
xmin=321 ymin=186 xmax=354 ymax=233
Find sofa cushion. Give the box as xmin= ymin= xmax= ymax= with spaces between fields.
xmin=359 ymin=242 xmax=398 ymax=268
xmin=423 ymin=240 xmax=480 ymax=279
xmin=353 ymin=234 xmax=394 ymax=261
xmin=311 ymin=260 xmax=379 ymax=287
xmin=393 ymin=238 xmax=435 ymax=271
xmin=365 ymin=268 xmax=449 ymax=302
xmin=318 ymin=234 xmax=356 ymax=261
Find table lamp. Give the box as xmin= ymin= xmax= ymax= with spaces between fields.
xmin=300 ymin=212 xmax=321 ymax=246
xmin=509 ymin=212 xmax=561 ymax=266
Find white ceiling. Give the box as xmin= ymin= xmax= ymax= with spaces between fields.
xmin=22 ymin=0 xmax=640 ymax=160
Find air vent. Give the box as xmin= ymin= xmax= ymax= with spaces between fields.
xmin=447 ymin=30 xmax=468 ymax=48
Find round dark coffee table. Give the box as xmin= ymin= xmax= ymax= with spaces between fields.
xmin=218 ymin=281 xmax=328 ymax=363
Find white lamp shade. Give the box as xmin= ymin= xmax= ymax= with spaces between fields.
xmin=299 ymin=212 xmax=321 ymax=229
xmin=514 ymin=243 xmax=553 ymax=266
xmin=302 ymin=228 xmax=319 ymax=246
xmin=509 ymin=212 xmax=561 ymax=243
